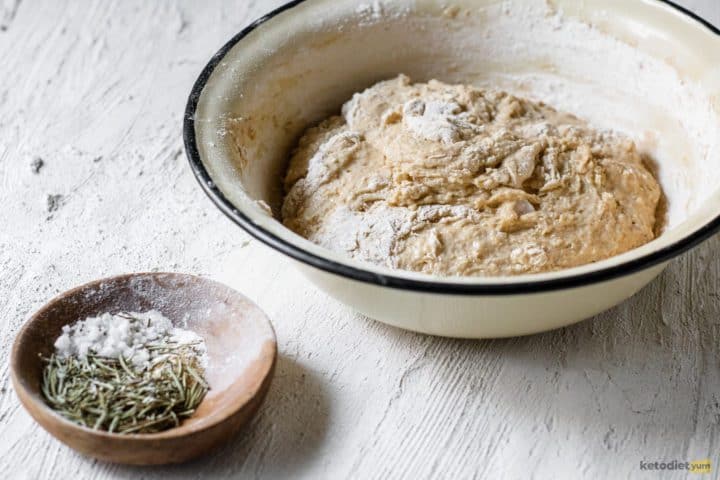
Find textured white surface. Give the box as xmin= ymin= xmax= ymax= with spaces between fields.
xmin=1 ymin=1 xmax=719 ymax=478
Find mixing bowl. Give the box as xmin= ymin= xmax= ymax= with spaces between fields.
xmin=185 ymin=0 xmax=720 ymax=337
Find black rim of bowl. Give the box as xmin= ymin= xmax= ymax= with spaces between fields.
xmin=183 ymin=0 xmax=720 ymax=296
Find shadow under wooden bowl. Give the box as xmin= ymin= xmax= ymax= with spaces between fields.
xmin=10 ymin=272 xmax=277 ymax=465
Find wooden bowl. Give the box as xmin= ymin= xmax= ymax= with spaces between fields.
xmin=10 ymin=272 xmax=277 ymax=465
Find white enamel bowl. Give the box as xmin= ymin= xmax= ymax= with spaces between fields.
xmin=185 ymin=0 xmax=720 ymax=338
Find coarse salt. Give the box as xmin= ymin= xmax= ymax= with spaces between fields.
xmin=54 ymin=310 xmax=207 ymax=369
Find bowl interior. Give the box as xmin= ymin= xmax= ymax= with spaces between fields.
xmin=192 ymin=0 xmax=720 ymax=283
xmin=11 ymin=273 xmax=276 ymax=457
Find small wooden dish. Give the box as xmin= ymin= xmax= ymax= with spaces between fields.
xmin=10 ymin=272 xmax=277 ymax=465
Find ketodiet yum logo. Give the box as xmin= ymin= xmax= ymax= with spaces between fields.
xmin=639 ymin=459 xmax=711 ymax=474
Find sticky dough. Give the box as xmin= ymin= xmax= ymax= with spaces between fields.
xmin=282 ymin=75 xmax=661 ymax=276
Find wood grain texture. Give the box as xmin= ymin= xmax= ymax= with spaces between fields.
xmin=1 ymin=0 xmax=718 ymax=478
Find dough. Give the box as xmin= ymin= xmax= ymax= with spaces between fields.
xmin=282 ymin=75 xmax=661 ymax=276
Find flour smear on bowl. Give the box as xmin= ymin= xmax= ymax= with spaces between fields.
xmin=217 ymin=1 xmax=717 ymax=238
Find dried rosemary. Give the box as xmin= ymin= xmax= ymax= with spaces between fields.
xmin=41 ymin=342 xmax=209 ymax=434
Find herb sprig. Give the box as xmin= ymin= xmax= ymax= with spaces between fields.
xmin=41 ymin=342 xmax=209 ymax=434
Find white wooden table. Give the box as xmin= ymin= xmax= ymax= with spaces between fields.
xmin=1 ymin=1 xmax=719 ymax=478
